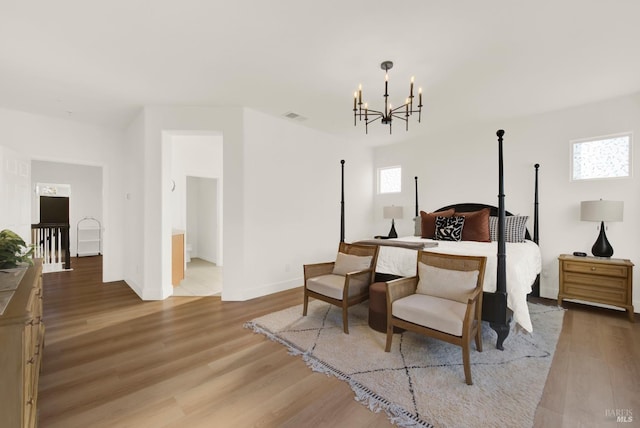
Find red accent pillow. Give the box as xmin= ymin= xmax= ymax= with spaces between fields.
xmin=455 ymin=208 xmax=491 ymax=242
xmin=420 ymin=209 xmax=455 ymax=239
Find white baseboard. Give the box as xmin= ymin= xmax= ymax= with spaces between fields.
xmin=124 ymin=278 xmax=143 ymax=300
xmin=222 ymin=278 xmax=301 ymax=301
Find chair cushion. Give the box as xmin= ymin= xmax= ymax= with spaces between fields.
xmin=332 ymin=252 xmax=372 ymax=276
xmin=392 ymin=294 xmax=467 ymax=336
xmin=416 ymin=262 xmax=479 ymax=303
xmin=307 ymin=274 xmax=369 ymax=300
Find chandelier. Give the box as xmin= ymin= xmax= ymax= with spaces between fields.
xmin=353 ymin=61 xmax=423 ymax=134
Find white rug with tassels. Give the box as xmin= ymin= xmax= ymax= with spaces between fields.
xmin=245 ymin=300 xmax=564 ymax=428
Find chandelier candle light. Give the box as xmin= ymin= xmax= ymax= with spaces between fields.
xmin=353 ymin=61 xmax=422 ymax=134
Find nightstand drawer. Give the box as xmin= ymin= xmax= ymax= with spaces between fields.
xmin=563 ymin=271 xmax=627 ymax=290
xmin=562 ymin=282 xmax=627 ymax=305
xmin=562 ymin=261 xmax=628 ymax=278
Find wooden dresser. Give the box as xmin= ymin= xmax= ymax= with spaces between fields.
xmin=0 ymin=260 xmax=44 ymax=428
xmin=558 ymin=254 xmax=634 ymax=322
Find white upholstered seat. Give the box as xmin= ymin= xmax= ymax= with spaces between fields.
xmin=303 ymin=242 xmax=379 ymax=334
xmin=385 ymin=251 xmax=487 ymax=385
xmin=392 ymin=294 xmax=467 ymax=336
xmin=306 ymin=274 xmax=369 ymax=300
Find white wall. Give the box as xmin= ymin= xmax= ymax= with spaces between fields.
xmin=125 ymin=105 xmax=373 ymax=301
xmin=186 ymin=177 xmax=199 ymax=259
xmin=184 ymin=176 xmax=218 ymax=264
xmin=192 ymin=177 xmax=218 ymax=263
xmin=0 ymin=145 xmax=31 ymax=241
xmin=0 ymin=108 xmax=125 ymax=283
xmin=124 ymin=106 xmax=244 ymax=300
xmin=122 ymin=112 xmax=145 ymax=293
xmin=374 ymin=92 xmax=640 ymax=311
xmin=242 ymin=109 xmax=374 ymax=299
xmin=31 ymin=161 xmax=102 ymax=256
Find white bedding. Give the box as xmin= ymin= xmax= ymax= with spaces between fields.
xmin=375 ymin=236 xmax=542 ymax=332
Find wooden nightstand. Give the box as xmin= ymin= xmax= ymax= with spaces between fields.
xmin=558 ymin=254 xmax=635 ymax=322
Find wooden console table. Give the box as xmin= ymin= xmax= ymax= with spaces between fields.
xmin=0 ymin=260 xmax=44 ymax=427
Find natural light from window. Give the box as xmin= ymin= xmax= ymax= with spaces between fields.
xmin=378 ymin=166 xmax=402 ymax=194
xmin=571 ymin=133 xmax=631 ymax=180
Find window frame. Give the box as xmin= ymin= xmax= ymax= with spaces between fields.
xmin=377 ymin=165 xmax=402 ymax=194
xmin=570 ymin=132 xmax=633 ymax=181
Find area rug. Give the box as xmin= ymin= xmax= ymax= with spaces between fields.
xmin=245 ymin=300 xmax=564 ymax=428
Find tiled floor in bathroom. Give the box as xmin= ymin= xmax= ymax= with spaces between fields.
xmin=172 ymin=258 xmax=222 ymax=296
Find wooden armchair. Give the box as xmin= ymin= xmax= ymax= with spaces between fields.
xmin=385 ymin=251 xmax=487 ymax=385
xmin=303 ymin=242 xmax=379 ymax=333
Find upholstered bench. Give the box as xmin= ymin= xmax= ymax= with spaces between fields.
xmin=368 ymin=282 xmax=403 ymax=333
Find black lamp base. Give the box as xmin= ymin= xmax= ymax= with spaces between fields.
xmin=591 ymin=221 xmax=614 ymax=258
xmin=387 ymin=219 xmax=398 ymax=239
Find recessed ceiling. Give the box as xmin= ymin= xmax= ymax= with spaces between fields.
xmin=1 ymin=1 xmax=639 ymax=146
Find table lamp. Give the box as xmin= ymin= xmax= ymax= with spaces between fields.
xmin=580 ymin=200 xmax=623 ymax=257
xmin=383 ymin=206 xmax=403 ymax=238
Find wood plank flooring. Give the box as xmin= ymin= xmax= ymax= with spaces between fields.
xmin=38 ymin=257 xmax=639 ymax=427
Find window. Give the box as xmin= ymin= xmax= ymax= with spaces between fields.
xmin=571 ymin=133 xmax=632 ymax=181
xmin=378 ymin=166 xmax=402 ymax=194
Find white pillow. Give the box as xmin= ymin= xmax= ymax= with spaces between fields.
xmin=332 ymin=252 xmax=373 ymax=276
xmin=416 ymin=262 xmax=479 ymax=303
xmin=414 ymin=216 xmax=421 ymax=236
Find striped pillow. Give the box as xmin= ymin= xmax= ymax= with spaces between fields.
xmin=489 ymin=215 xmax=529 ymax=243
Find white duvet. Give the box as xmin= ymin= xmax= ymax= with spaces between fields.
xmin=375 ymin=236 xmax=542 ymax=332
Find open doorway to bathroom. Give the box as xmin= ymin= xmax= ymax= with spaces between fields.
xmin=173 ymin=176 xmax=222 ymax=296
xmin=169 ymin=133 xmax=223 ymax=297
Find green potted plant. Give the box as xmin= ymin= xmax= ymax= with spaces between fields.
xmin=0 ymin=229 xmax=34 ymax=269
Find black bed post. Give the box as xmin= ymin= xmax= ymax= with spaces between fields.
xmin=531 ymin=163 xmax=541 ymax=297
xmin=491 ymin=129 xmax=510 ymax=350
xmin=414 ymin=176 xmax=419 ymax=217
xmin=496 ymin=130 xmax=506 ymax=295
xmin=534 ymin=164 xmax=540 ymax=245
xmin=340 ymin=160 xmax=345 ymax=243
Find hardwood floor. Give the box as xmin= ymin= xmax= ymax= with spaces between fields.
xmin=38 ymin=257 xmax=639 ymax=427
xmin=533 ymin=300 xmax=640 ymax=427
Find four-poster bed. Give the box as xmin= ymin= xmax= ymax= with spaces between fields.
xmin=341 ymin=130 xmax=541 ymax=350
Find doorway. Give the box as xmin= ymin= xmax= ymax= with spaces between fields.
xmin=168 ymin=133 xmax=223 ymax=297
xmin=173 ymin=176 xmax=222 ymax=296
xmin=31 ymin=162 xmax=103 ymax=273
xmin=35 ymin=193 xmax=71 ymax=271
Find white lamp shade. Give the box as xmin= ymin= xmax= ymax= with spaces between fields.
xmin=383 ymin=205 xmax=403 ymax=219
xmin=580 ymin=200 xmax=624 ymax=222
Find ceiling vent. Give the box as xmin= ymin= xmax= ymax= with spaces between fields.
xmin=283 ymin=111 xmax=307 ymax=122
